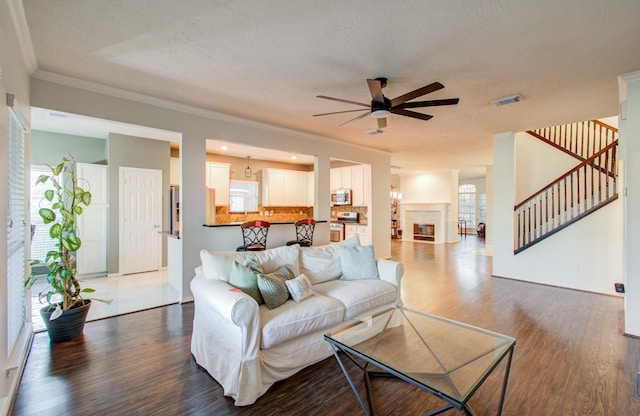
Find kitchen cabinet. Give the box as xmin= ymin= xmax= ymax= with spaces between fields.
xmin=170 ymin=157 xmax=180 ymax=186
xmin=330 ymin=166 xmax=352 ymax=190
xmin=350 ymin=164 xmax=370 ymax=207
xmin=262 ymin=168 xmax=310 ymax=207
xmin=345 ymin=224 xmax=371 ymax=246
xmin=306 ymin=171 xmax=314 ymax=207
xmin=331 ymin=164 xmax=370 ymax=206
xmin=206 ymin=162 xmax=230 ymax=206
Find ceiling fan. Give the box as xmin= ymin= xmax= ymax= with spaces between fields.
xmin=314 ymin=77 xmax=459 ymax=129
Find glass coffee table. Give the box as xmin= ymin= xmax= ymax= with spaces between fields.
xmin=324 ymin=307 xmax=515 ymax=416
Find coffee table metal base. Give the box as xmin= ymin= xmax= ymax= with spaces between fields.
xmin=328 ymin=343 xmax=513 ymax=416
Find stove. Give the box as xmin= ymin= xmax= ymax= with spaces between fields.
xmin=336 ymin=211 xmax=359 ymax=223
xmin=330 ymin=212 xmax=359 ymax=242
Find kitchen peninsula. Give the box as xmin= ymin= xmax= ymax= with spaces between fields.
xmin=203 ymin=220 xmax=329 ymax=251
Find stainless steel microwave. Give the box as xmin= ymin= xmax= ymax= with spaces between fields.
xmin=331 ymin=189 xmax=352 ymax=206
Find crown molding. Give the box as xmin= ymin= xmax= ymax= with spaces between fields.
xmin=6 ymin=0 xmax=37 ymax=73
xmin=620 ymin=69 xmax=640 ymax=83
xmin=32 ymin=70 xmax=389 ymax=157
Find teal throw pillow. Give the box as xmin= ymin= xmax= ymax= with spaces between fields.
xmin=257 ymin=265 xmax=296 ymax=309
xmin=338 ymin=245 xmax=379 ymax=281
xmin=228 ymin=257 xmax=264 ymax=304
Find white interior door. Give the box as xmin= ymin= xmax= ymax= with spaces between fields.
xmin=120 ymin=167 xmax=162 ymax=275
xmin=76 ymin=163 xmax=108 ymax=276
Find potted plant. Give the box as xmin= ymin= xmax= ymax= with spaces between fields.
xmin=26 ymin=155 xmax=107 ymax=342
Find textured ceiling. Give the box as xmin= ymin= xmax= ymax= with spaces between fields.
xmin=21 ymin=0 xmax=640 ymax=177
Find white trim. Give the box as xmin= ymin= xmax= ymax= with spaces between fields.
xmin=31 ymin=70 xmax=389 ymax=156
xmin=5 ymin=94 xmax=29 ymax=132
xmin=0 ymin=329 xmax=32 ymax=416
xmin=4 ymin=0 xmax=37 ymax=73
xmin=620 ymin=69 xmax=640 ymax=83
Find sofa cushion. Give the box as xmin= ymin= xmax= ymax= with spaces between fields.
xmin=313 ymin=279 xmax=397 ymax=320
xmin=285 ymin=274 xmax=315 ymax=303
xmin=259 ymin=294 xmax=345 ymax=349
xmin=338 ymin=245 xmax=379 ymax=281
xmin=258 ymin=265 xmax=296 ymax=310
xmin=200 ymin=244 xmax=300 ymax=282
xmin=228 ymin=258 xmax=264 ymax=304
xmin=299 ymin=235 xmax=360 ymax=284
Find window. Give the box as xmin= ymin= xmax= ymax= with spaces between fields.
xmin=229 ymin=180 xmax=259 ymax=213
xmin=458 ymin=184 xmax=476 ymax=228
xmin=30 ymin=166 xmax=57 ymax=266
xmin=479 ymin=193 xmax=487 ymax=223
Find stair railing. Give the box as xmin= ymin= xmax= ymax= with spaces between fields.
xmin=527 ymin=119 xmax=618 ymax=161
xmin=514 ymin=140 xmax=618 ymax=253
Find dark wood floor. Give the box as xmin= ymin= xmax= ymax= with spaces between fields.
xmin=11 ymin=238 xmax=640 ymax=415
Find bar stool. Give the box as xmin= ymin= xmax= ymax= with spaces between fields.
xmin=286 ymin=218 xmax=315 ymax=247
xmin=236 ymin=220 xmax=270 ymax=251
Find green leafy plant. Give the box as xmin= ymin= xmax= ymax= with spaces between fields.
xmin=26 ymin=155 xmax=106 ymax=320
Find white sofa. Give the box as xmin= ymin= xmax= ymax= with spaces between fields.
xmin=190 ymin=237 xmax=404 ymax=406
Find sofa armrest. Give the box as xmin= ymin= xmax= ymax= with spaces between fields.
xmin=190 ymin=275 xmax=260 ymax=357
xmin=377 ymin=259 xmax=405 ymax=306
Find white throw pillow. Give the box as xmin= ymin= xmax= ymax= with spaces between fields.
xmin=285 ymin=274 xmax=315 ymax=303
xmin=200 ymin=245 xmax=300 ymax=282
xmin=252 ymin=244 xmax=300 ymax=276
xmin=299 ymin=236 xmax=361 ymax=284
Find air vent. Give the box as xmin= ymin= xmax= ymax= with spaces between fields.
xmin=490 ymin=94 xmax=523 ymax=107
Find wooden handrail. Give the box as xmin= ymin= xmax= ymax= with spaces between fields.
xmin=514 ymin=140 xmax=617 ymax=210
xmin=591 ymin=119 xmax=618 ymax=133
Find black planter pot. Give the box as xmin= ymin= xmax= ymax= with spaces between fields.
xmin=40 ymin=300 xmax=91 ymax=343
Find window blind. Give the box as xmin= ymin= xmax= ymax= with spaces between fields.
xmin=6 ymin=97 xmax=27 ymax=356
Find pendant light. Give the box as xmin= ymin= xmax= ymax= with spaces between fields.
xmin=245 ymin=156 xmax=252 ymax=178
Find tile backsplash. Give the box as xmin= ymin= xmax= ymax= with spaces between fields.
xmin=214 ymin=206 xmax=314 ymax=224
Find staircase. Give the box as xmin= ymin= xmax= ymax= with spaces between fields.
xmin=514 ymin=120 xmax=618 ymax=254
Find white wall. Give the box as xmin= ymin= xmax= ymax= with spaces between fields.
xmin=30 ymin=75 xmax=392 ymax=302
xmin=400 ymin=171 xmax=460 ymax=242
xmin=514 ymin=131 xmax=577 ymax=202
xmin=0 ymin=0 xmax=33 ymax=409
xmin=620 ymin=70 xmax=640 ymax=336
xmin=493 ymin=130 xmax=623 ymax=295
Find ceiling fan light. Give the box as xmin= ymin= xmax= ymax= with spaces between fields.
xmin=371 ymin=109 xmax=390 ymax=118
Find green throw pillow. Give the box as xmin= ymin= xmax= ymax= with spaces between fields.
xmin=228 ymin=257 xmax=264 ymax=304
xmin=257 ymin=265 xmax=296 ymax=309
xmin=338 ymin=245 xmax=379 ymax=281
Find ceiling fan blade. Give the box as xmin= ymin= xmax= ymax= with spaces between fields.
xmin=390 ymin=108 xmax=433 ymax=121
xmin=390 ymin=82 xmax=444 ymax=107
xmin=339 ymin=111 xmax=369 ymax=126
xmin=396 ymin=98 xmax=459 ymax=109
xmin=313 ymin=109 xmax=374 ymax=117
xmin=367 ymin=79 xmax=384 ymax=102
xmin=377 ymin=117 xmax=387 ymax=129
xmin=316 ymin=95 xmax=369 ymax=107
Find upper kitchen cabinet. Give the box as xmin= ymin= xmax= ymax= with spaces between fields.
xmin=306 ymin=171 xmax=314 ymax=207
xmin=330 ymin=164 xmax=370 ymax=207
xmin=262 ymin=168 xmax=310 ymax=207
xmin=206 ymin=162 xmax=230 ymax=206
xmin=351 ymin=164 xmax=370 ymax=207
xmin=330 ymin=166 xmax=352 ymax=190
